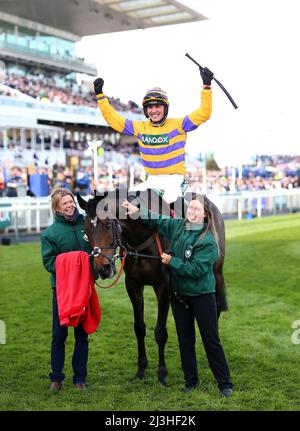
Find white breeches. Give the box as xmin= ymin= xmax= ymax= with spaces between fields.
xmin=130 ymin=174 xmax=186 ymax=204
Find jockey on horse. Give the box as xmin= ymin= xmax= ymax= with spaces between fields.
xmin=93 ymin=65 xmax=214 ymax=205
xmin=91 ymin=69 xmax=228 ymax=322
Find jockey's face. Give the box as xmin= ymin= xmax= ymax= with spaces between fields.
xmin=146 ymin=104 xmax=165 ymax=123
xmin=186 ymin=199 xmax=204 ymax=224
xmin=58 ymin=195 xmax=75 ymax=216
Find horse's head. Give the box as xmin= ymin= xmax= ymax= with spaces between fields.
xmin=77 ymin=191 xmax=122 ymax=279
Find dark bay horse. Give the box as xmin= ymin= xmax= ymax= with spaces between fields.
xmin=77 ymin=188 xmax=227 ymax=385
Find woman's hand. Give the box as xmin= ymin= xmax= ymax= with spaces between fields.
xmin=161 ymin=252 xmax=171 ymax=265
xmin=122 ymin=199 xmax=140 ymax=215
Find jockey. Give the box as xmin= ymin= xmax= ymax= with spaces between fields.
xmin=93 ymin=66 xmax=213 ymax=204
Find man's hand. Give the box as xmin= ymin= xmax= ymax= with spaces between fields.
xmin=122 ymin=199 xmax=140 ymax=215
xmin=200 ymin=66 xmax=214 ymax=86
xmin=161 ymin=252 xmax=171 ymax=265
xmin=93 ymin=78 xmax=104 ymax=95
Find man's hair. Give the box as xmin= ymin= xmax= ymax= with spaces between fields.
xmin=50 ymin=188 xmax=75 ymax=215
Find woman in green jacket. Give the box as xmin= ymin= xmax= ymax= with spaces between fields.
xmin=41 ymin=188 xmax=93 ymax=392
xmin=122 ymin=195 xmax=233 ymax=397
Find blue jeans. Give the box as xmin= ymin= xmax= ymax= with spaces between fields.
xmin=50 ymin=289 xmax=88 ymax=384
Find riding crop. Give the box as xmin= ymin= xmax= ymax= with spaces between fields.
xmin=185 ymin=53 xmax=238 ymax=109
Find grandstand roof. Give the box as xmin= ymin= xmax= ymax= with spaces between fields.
xmin=0 ymin=0 xmax=206 ymax=39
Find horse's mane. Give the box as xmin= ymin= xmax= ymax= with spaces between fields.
xmin=85 ymin=188 xmax=173 ymax=219
xmin=84 ymin=188 xmax=220 ymax=223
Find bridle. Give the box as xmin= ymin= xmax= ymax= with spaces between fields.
xmin=88 ymin=215 xmax=164 ymax=263
xmin=86 ymin=215 xmax=128 ymax=289
xmin=89 ymin=216 xmax=126 ymax=265
xmin=87 ymin=214 xmax=164 ymax=289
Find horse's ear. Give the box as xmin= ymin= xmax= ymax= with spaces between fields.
xmin=77 ymin=193 xmax=87 ymax=211
xmin=94 ymin=190 xmax=108 ymax=203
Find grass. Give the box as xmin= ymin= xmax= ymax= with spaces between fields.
xmin=0 ymin=213 xmax=300 ymax=411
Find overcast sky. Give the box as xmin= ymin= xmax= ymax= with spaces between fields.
xmin=77 ymin=0 xmax=300 ymax=167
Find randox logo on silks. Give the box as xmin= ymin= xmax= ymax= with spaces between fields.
xmin=141 ymin=134 xmax=169 ymax=146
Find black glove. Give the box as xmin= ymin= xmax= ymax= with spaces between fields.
xmin=200 ymin=67 xmax=214 ymax=86
xmin=93 ymin=78 xmax=104 ymax=95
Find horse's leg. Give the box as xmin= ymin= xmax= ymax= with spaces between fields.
xmin=153 ymin=279 xmax=169 ymax=385
xmin=125 ymin=277 xmax=148 ymax=380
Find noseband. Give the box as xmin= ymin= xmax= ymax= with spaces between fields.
xmin=88 ymin=214 xmax=163 ymax=264
xmin=89 ymin=216 xmax=125 ymax=265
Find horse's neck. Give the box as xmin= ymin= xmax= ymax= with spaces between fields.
xmin=121 ymin=218 xmax=152 ymax=248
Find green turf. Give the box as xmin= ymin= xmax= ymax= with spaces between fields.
xmin=0 ymin=214 xmax=300 ymax=411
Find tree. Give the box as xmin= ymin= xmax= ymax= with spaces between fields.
xmin=205 ymin=153 xmax=221 ymax=171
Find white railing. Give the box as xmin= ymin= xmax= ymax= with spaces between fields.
xmin=207 ymin=188 xmax=300 ymax=219
xmin=0 ymin=189 xmax=300 ymax=237
xmin=0 ymin=196 xmax=53 ymax=238
xmin=0 ymin=95 xmax=144 ymax=128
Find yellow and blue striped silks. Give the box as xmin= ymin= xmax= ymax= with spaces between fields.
xmin=96 ymin=89 xmax=212 ymax=175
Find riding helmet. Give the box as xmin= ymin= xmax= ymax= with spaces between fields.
xmin=142 ymin=87 xmax=169 ymax=125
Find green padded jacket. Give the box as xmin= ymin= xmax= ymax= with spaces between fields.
xmin=140 ymin=207 xmax=218 ymax=296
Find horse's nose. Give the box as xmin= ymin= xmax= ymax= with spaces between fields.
xmin=98 ymin=264 xmax=116 ymax=280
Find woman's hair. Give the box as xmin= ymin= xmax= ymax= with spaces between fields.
xmin=187 ymin=193 xmax=220 ymax=256
xmin=203 ymin=205 xmax=220 ymax=256
xmin=50 ymin=188 xmax=75 ymax=215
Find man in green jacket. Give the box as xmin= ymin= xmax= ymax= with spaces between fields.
xmin=122 ymin=195 xmax=233 ymax=397
xmin=41 ymin=188 xmax=93 ymax=392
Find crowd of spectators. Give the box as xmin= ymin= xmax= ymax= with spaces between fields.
xmin=1 ymin=154 xmax=299 ymax=198
xmin=198 ymin=155 xmax=300 ymax=193
xmin=1 ymin=133 xmax=141 ymax=157
xmin=199 ymin=170 xmax=299 ymax=193
xmin=2 ymin=65 xmax=143 ymax=113
xmin=0 ymin=164 xmax=136 ymax=197
xmin=2 ymin=65 xmax=299 ymax=206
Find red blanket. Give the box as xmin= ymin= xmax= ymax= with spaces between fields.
xmin=56 ymin=251 xmax=101 ymax=334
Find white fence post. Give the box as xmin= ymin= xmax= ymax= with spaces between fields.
xmin=238 ymin=198 xmax=242 ymax=220
xmin=26 ymin=199 xmax=31 ymax=233
xmin=257 ymin=197 xmax=262 ymax=218
xmin=36 ymin=200 xmax=41 ymax=233
xmin=0 ymin=320 xmax=6 ymax=345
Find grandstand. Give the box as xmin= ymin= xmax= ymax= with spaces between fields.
xmin=0 ymin=1 xmax=206 ymax=196
xmin=0 ymin=1 xmax=299 ymax=208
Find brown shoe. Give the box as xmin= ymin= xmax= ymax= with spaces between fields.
xmin=74 ymin=382 xmax=87 ymax=390
xmin=49 ymin=381 xmax=62 ymax=392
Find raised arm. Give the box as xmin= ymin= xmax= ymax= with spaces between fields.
xmin=179 ymin=67 xmax=214 ymax=133
xmin=94 ymin=78 xmax=138 ymax=136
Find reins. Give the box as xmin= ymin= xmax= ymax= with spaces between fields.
xmin=125 ymin=231 xmax=163 ymax=260
xmin=93 ymin=251 xmax=127 ymax=289
xmin=87 ymin=207 xmax=165 ymax=289
xmin=90 ymin=231 xmax=164 ymax=289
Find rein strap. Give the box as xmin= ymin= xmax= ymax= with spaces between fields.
xmin=154 ymin=232 xmax=163 ymax=256
xmin=94 ymin=254 xmax=127 ymax=289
